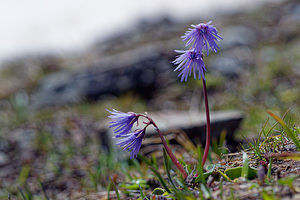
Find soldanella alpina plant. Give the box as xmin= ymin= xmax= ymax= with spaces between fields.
xmin=173 ymin=21 xmax=222 ymax=166
xmin=107 ymin=21 xmax=222 ymax=180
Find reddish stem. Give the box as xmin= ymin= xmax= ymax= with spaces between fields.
xmin=149 ymin=118 xmax=188 ymax=179
xmin=202 ymin=78 xmax=211 ymax=166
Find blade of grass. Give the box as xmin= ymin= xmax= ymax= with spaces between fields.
xmin=163 ymin=148 xmax=177 ymax=189
xmin=196 ymin=146 xmax=205 ymax=184
xmin=149 ymin=167 xmax=171 ymax=193
xmin=200 ymin=183 xmax=212 ymax=199
xmin=264 ymin=120 xmax=278 ymax=138
xmin=107 ymin=180 xmax=111 ymax=200
xmin=39 ymin=182 xmax=49 ymax=200
xmin=216 ymin=170 xmax=232 ymax=182
xmin=109 ymin=177 xmax=120 ymax=200
xmin=151 ymin=154 xmax=158 ymax=170
xmin=87 ymin=169 xmax=98 ymax=190
xmin=259 ymin=119 xmax=269 ymax=139
xmin=241 ymin=152 xmax=249 ymax=180
xmin=267 ymin=158 xmax=273 ymax=181
xmin=132 ymin=159 xmax=143 ymax=175
xmin=139 ymin=185 xmax=147 ymax=200
xmin=260 ymin=135 xmax=281 ymax=150
xmin=18 ymin=187 xmax=27 ymax=200
xmin=268 ymin=111 xmax=300 ymax=150
xmin=242 ymin=135 xmax=262 ymax=159
xmin=295 ymin=127 xmax=300 ymax=135
xmin=18 ymin=165 xmax=31 ymax=186
xmin=138 ymin=155 xmax=171 ymax=193
xmin=17 ymin=185 xmax=32 ymax=200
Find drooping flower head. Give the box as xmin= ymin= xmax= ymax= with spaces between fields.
xmin=107 ymin=109 xmax=188 ymax=177
xmin=115 ymin=129 xmax=145 ymax=158
xmin=182 ymin=21 xmax=222 ymax=56
xmin=107 ymin=109 xmax=146 ymax=158
xmin=172 ymin=49 xmax=206 ymax=82
xmin=107 ymin=109 xmax=138 ymax=137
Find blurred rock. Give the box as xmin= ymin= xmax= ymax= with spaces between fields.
xmin=210 ymin=56 xmax=242 ymax=78
xmin=220 ymin=26 xmax=256 ymax=49
xmin=32 ymin=46 xmax=175 ymax=108
xmin=105 ymin=110 xmax=244 ymax=154
xmin=9 ymin=128 xmax=36 ymax=151
xmin=209 ymin=45 xmax=254 ymax=78
xmin=143 ymin=110 xmax=243 ymax=152
xmin=291 ymin=4 xmax=300 ymax=21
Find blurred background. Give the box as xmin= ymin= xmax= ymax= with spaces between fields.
xmin=0 ymin=0 xmax=277 ymax=63
xmin=0 ymin=0 xmax=299 ymax=198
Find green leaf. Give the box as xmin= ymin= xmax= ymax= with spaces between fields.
xmin=194 ymin=164 xmax=217 ymax=183
xmin=262 ymin=190 xmax=276 ymax=200
xmin=278 ymin=175 xmax=298 ymax=187
xmin=120 ymin=184 xmax=139 ymax=190
xmin=152 ymin=188 xmax=165 ymax=195
xmin=268 ymin=111 xmax=300 ymax=150
xmin=295 ymin=127 xmax=300 ymax=135
xmin=249 ymin=183 xmax=259 ymax=190
xmin=206 ymin=164 xmax=217 ymax=173
xmin=120 ymin=179 xmax=148 ymax=190
xmin=225 ymin=166 xmax=257 ymax=180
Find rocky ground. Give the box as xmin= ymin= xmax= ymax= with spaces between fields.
xmin=0 ymin=0 xmax=300 ymax=199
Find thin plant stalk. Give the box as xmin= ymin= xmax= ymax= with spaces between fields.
xmin=202 ymin=78 xmax=211 ymax=166
xmin=149 ymin=118 xmax=188 ymax=179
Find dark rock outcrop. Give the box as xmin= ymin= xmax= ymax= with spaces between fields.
xmin=32 ymin=46 xmax=176 ymax=108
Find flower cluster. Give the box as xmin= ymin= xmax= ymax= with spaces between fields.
xmin=108 ymin=109 xmax=138 ymax=137
xmin=107 ymin=109 xmax=147 ymax=158
xmin=107 ymin=109 xmax=188 ymax=178
xmin=173 ymin=49 xmax=206 ymax=82
xmin=173 ymin=21 xmax=222 ymax=81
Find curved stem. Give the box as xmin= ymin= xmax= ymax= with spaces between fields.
xmin=149 ymin=119 xmax=188 ymax=179
xmin=202 ymin=78 xmax=211 ymax=166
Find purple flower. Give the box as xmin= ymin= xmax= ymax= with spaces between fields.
xmin=172 ymin=49 xmax=206 ymax=82
xmin=182 ymin=21 xmax=222 ymax=56
xmin=107 ymin=109 xmax=138 ymax=137
xmin=116 ymin=129 xmax=145 ymax=158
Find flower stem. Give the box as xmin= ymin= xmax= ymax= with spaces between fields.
xmin=202 ymin=78 xmax=211 ymax=166
xmin=149 ymin=119 xmax=188 ymax=179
